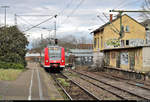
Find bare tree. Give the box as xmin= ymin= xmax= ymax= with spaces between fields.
xmin=80 ymin=36 xmax=87 ymax=44
xmin=141 ymin=0 xmax=150 ymax=20
xmin=31 ymin=37 xmax=41 ymax=49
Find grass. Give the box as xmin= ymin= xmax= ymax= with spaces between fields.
xmin=52 ymin=79 xmax=69 ymax=100
xmin=0 ymin=69 xmax=25 ymax=81
xmin=0 ymin=96 xmax=2 ymax=100
xmin=57 ymin=78 xmax=70 ymax=87
xmin=67 ymin=73 xmax=79 ymax=77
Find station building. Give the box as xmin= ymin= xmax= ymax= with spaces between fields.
xmin=92 ymin=14 xmax=150 ymax=73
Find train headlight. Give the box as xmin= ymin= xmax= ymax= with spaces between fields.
xmin=46 ymin=60 xmax=49 ymax=62
xmin=62 ymin=60 xmax=64 ymax=62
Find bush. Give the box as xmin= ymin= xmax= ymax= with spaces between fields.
xmin=0 ymin=61 xmax=24 ymax=69
xmin=0 ymin=26 xmax=29 ymax=67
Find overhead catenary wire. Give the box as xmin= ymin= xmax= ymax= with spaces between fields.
xmin=145 ymin=0 xmax=150 ymax=10
xmin=17 ymin=15 xmax=51 ymax=30
xmin=22 ymin=15 xmax=57 ymax=32
xmin=17 ymin=15 xmax=34 ymax=26
xmin=56 ymin=0 xmax=85 ymax=38
xmin=61 ymin=0 xmax=85 ymax=24
xmin=16 ymin=15 xmax=52 ymax=17
xmin=96 ymin=15 xmax=120 ymax=34
xmin=58 ymin=0 xmax=74 ymax=15
xmin=118 ymin=0 xmax=141 ymax=9
xmin=113 ymin=0 xmax=141 ymax=10
xmin=17 ymin=0 xmax=84 ymax=36
xmin=17 ymin=0 xmax=75 ymax=33
xmin=113 ymin=0 xmax=126 ymax=9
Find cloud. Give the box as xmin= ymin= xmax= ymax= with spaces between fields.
xmin=0 ymin=0 xmax=144 ymax=48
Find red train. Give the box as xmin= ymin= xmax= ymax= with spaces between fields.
xmin=41 ymin=45 xmax=65 ymax=71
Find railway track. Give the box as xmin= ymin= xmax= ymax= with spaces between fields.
xmin=103 ymin=67 xmax=150 ymax=86
xmin=93 ymin=72 xmax=150 ymax=91
xmin=63 ymin=72 xmax=123 ymax=100
xmin=50 ymin=72 xmax=100 ymax=100
xmin=68 ymin=70 xmax=150 ymax=100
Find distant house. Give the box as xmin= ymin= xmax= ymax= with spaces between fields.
xmin=25 ymin=53 xmax=41 ymax=62
xmin=76 ymin=44 xmax=93 ymax=49
xmin=66 ymin=49 xmax=93 ymax=65
xmin=141 ymin=19 xmax=150 ymax=28
xmin=141 ymin=19 xmax=150 ymax=45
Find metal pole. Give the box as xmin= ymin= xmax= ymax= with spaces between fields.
xmin=1 ymin=6 xmax=9 ymax=27
xmin=15 ymin=14 xmax=17 ymax=26
xmin=54 ymin=15 xmax=57 ymax=39
xmin=4 ymin=7 xmax=6 ymax=27
xmin=119 ymin=12 xmax=123 ymax=38
xmin=48 ymin=30 xmax=51 ymax=44
xmin=54 ymin=21 xmax=56 ymax=39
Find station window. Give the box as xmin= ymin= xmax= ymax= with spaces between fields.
xmin=101 ymin=36 xmax=103 ymax=48
xmin=121 ymin=40 xmax=124 ymax=47
xmin=126 ymin=40 xmax=129 ymax=46
xmin=126 ymin=25 xmax=130 ymax=32
xmin=94 ymin=38 xmax=96 ymax=48
xmin=121 ymin=25 xmax=124 ymax=32
xmin=97 ymin=38 xmax=99 ymax=48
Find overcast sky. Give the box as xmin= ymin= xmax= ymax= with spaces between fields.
xmin=0 ymin=0 xmax=145 ymax=48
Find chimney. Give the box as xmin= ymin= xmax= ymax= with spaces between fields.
xmin=110 ymin=14 xmax=113 ymax=22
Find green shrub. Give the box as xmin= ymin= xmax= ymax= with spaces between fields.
xmin=0 ymin=61 xmax=24 ymax=69
xmin=57 ymin=78 xmax=70 ymax=87
xmin=0 ymin=26 xmax=29 ymax=67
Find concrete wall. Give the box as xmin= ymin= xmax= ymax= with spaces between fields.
xmin=93 ymin=51 xmax=104 ymax=65
xmin=105 ymin=48 xmax=144 ymax=72
xmin=142 ymin=47 xmax=150 ymax=72
xmin=146 ymin=31 xmax=150 ymax=45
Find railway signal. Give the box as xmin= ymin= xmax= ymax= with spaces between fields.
xmin=55 ymin=38 xmax=58 ymax=45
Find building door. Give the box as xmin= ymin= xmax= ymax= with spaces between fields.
xmin=116 ymin=52 xmax=120 ymax=68
xmin=129 ymin=51 xmax=135 ymax=70
xmin=105 ymin=52 xmax=110 ymax=66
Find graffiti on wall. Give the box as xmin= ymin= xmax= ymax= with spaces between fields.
xmin=105 ymin=39 xmax=120 ymax=48
xmin=146 ymin=31 xmax=150 ymax=45
xmin=120 ymin=52 xmax=128 ymax=65
xmin=129 ymin=39 xmax=145 ymax=47
xmin=104 ymin=38 xmax=145 ymax=49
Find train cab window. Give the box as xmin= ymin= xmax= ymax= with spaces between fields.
xmin=49 ymin=47 xmax=61 ymax=60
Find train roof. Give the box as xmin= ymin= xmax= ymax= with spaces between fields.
xmin=47 ymin=45 xmax=62 ymax=48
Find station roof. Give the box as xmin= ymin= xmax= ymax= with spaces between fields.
xmin=25 ymin=53 xmax=43 ymax=57
xmin=70 ymin=49 xmax=93 ymax=53
xmin=102 ymin=45 xmax=150 ymax=51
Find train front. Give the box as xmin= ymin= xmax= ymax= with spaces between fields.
xmin=44 ymin=46 xmax=65 ymax=71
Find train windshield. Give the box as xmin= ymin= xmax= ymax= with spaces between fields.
xmin=48 ymin=47 xmax=61 ymax=60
